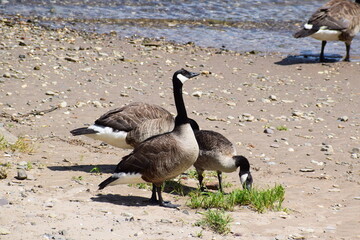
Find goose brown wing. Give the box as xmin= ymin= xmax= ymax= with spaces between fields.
xmin=94 ymin=102 xmax=172 ymax=132
xmin=195 ymin=130 xmax=234 ymax=155
xmin=114 ymin=134 xmax=181 ymax=182
xmin=308 ymin=2 xmax=350 ymax=31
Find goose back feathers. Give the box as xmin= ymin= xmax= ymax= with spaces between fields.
xmin=70 ymin=102 xmax=174 ymax=149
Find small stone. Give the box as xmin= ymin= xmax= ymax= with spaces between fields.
xmin=300 ymin=168 xmax=315 ymax=172
xmin=64 ymin=57 xmax=78 ymax=62
xmin=0 ymin=168 xmax=7 ymax=179
xmin=16 ymin=169 xmax=27 ymax=180
xmin=58 ymin=101 xmax=67 ymax=108
xmin=321 ymin=144 xmax=334 ymax=155
xmin=3 ymin=72 xmax=11 ymax=78
xmin=92 ymin=101 xmax=103 ymax=108
xmin=270 ymin=143 xmax=280 ymax=148
xmin=292 ymin=110 xmax=304 ymax=117
xmin=226 ymin=101 xmax=236 ymax=106
xmin=269 ymin=95 xmax=277 ymax=101
xmin=45 ymin=91 xmax=56 ymax=96
xmin=264 ymin=128 xmax=274 ymax=134
xmin=19 ymin=54 xmax=26 ymax=59
xmin=19 ymin=40 xmax=26 ymax=46
xmin=192 ymin=91 xmax=203 ymax=98
xmin=337 ymin=116 xmax=349 ymax=122
xmin=34 ymin=66 xmax=41 ymax=70
xmin=0 ymin=227 xmax=11 ymax=235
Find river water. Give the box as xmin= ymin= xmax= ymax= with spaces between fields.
xmin=1 ymin=0 xmax=359 ymax=58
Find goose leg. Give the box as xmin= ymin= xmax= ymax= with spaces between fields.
xmin=149 ymin=184 xmax=158 ymax=204
xmin=217 ymin=171 xmax=223 ymax=192
xmin=156 ymin=184 xmax=179 ymax=208
xmin=320 ymin=41 xmax=327 ymax=62
xmin=196 ymin=168 xmax=205 ymax=191
xmin=344 ymin=42 xmax=351 ymax=62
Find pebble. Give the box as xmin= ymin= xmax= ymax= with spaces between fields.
xmin=320 ymin=144 xmax=334 ymax=155
xmin=264 ymin=128 xmax=274 ymax=134
xmin=300 ymin=168 xmax=315 ymax=172
xmin=337 ymin=116 xmax=349 ymax=122
xmin=270 ymin=143 xmax=280 ymax=148
xmin=239 ymin=113 xmax=255 ymax=122
xmin=0 ymin=227 xmax=11 ymax=235
xmin=16 ymin=169 xmax=27 ymax=180
xmin=269 ymin=95 xmax=277 ymax=101
xmin=0 ymin=168 xmax=7 ymax=179
xmin=191 ymin=91 xmax=203 ymax=98
xmin=58 ymin=101 xmax=67 ymax=108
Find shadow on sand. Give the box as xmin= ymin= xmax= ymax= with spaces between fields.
xmin=275 ymin=53 xmax=342 ymax=65
xmin=48 ymin=164 xmax=115 ymax=174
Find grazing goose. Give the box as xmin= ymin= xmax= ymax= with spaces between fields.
xmin=70 ymin=102 xmax=174 ymax=149
xmin=189 ymin=119 xmax=252 ymax=192
xmin=294 ymin=0 xmax=360 ymax=62
xmin=98 ymin=69 xmax=200 ymax=208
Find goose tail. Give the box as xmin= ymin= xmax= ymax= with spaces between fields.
xmin=70 ymin=127 xmax=97 ymax=136
xmin=98 ymin=176 xmax=116 ymax=190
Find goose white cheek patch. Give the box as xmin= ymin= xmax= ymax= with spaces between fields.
xmin=177 ymin=74 xmax=189 ymax=84
xmin=240 ymin=173 xmax=249 ymax=185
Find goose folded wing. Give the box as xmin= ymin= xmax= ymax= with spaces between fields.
xmin=308 ymin=5 xmax=350 ymax=31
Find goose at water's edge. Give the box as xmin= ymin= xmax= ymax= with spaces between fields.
xmin=294 ymin=0 xmax=360 ymax=62
xmin=98 ymin=69 xmax=200 ymax=208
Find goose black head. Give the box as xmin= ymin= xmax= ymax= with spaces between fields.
xmin=234 ymin=155 xmax=253 ymax=190
xmin=173 ymin=68 xmax=199 ymax=86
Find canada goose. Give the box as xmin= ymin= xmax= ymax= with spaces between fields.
xmin=70 ymin=102 xmax=174 ymax=149
xmin=294 ymin=0 xmax=360 ymax=62
xmin=189 ymin=119 xmax=253 ymax=192
xmin=98 ymin=69 xmax=200 ymax=208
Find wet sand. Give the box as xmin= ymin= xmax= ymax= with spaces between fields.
xmin=1 ymin=17 xmax=360 ymax=239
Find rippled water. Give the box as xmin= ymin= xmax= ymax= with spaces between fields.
xmin=1 ymin=0 xmax=359 ymax=58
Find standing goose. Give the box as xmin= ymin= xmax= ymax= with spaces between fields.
xmin=70 ymin=102 xmax=174 ymax=149
xmin=294 ymin=0 xmax=360 ymax=62
xmin=98 ymin=69 xmax=200 ymax=208
xmin=189 ymin=120 xmax=253 ymax=192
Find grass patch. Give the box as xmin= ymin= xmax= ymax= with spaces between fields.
xmin=0 ymin=135 xmax=34 ymax=153
xmin=276 ymin=125 xmax=288 ymax=131
xmin=196 ymin=209 xmax=232 ymax=235
xmin=90 ymin=166 xmax=102 ymax=175
xmin=187 ymin=185 xmax=285 ymax=213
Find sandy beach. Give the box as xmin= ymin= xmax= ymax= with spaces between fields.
xmin=1 ymin=17 xmax=360 ymax=239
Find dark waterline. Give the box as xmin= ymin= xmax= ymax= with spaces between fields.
xmin=1 ymin=0 xmax=359 ymax=58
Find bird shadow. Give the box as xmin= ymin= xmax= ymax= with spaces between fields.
xmin=91 ymin=193 xmax=153 ymax=207
xmin=91 ymin=181 xmax=198 ymax=207
xmin=47 ymin=164 xmax=115 ymax=174
xmin=275 ymin=53 xmax=342 ymax=65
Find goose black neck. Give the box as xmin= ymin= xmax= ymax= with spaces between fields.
xmin=234 ymin=156 xmax=250 ymax=171
xmin=173 ymin=77 xmax=189 ymax=126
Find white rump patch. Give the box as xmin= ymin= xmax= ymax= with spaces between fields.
xmin=304 ymin=23 xmax=313 ymax=30
xmin=108 ymin=172 xmax=147 ymax=186
xmin=240 ymin=173 xmax=249 ymax=185
xmin=311 ymin=27 xmax=341 ymax=41
xmin=177 ymin=73 xmax=189 ymax=84
xmin=87 ymin=125 xmax=132 ymax=149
